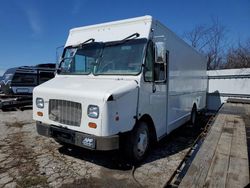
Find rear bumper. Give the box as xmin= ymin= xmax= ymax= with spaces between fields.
xmin=36 ymin=121 xmax=119 ymax=151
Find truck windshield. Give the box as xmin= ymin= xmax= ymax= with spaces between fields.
xmin=59 ymin=38 xmax=147 ymax=75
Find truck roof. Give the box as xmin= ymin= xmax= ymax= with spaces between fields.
xmin=65 ymin=15 xmax=153 ymax=47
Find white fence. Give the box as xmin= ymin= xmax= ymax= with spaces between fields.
xmin=207 ymin=68 xmax=250 ymax=111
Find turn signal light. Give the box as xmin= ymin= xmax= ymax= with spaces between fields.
xmin=37 ymin=112 xmax=43 ymax=117
xmin=88 ymin=122 xmax=97 ymax=129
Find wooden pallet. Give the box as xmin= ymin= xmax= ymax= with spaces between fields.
xmin=179 ymin=103 xmax=250 ymax=188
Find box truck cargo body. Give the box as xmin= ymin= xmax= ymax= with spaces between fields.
xmin=33 ymin=16 xmax=207 ymax=161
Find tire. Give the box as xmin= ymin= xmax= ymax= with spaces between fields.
xmin=190 ymin=105 xmax=197 ymax=126
xmin=125 ymin=121 xmax=150 ymax=162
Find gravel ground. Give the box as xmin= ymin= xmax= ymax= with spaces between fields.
xmin=0 ymin=108 xmax=209 ymax=188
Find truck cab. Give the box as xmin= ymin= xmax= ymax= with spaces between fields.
xmin=33 ymin=16 xmax=207 ymax=161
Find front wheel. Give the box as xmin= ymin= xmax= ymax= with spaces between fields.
xmin=125 ymin=122 xmax=150 ymax=162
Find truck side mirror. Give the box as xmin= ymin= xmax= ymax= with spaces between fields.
xmin=154 ymin=42 xmax=166 ymax=64
xmin=154 ymin=42 xmax=167 ymax=82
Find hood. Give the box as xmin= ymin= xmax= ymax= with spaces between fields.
xmin=34 ymin=76 xmax=138 ymax=101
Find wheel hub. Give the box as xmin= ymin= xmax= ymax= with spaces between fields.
xmin=137 ymin=130 xmax=148 ymax=156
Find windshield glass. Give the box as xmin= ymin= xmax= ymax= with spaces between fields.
xmin=59 ymin=38 xmax=147 ymax=75
xmin=59 ymin=42 xmax=103 ymax=75
xmin=95 ymin=38 xmax=147 ymax=75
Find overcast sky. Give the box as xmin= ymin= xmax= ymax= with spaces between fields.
xmin=0 ymin=0 xmax=249 ymax=75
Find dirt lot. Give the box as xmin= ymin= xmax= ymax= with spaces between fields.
xmin=0 ymin=108 xmax=209 ymax=188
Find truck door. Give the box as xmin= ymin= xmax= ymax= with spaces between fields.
xmin=141 ymin=41 xmax=168 ymax=138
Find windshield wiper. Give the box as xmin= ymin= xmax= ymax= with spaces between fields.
xmin=105 ymin=33 xmax=140 ymax=47
xmin=71 ymin=38 xmax=95 ymax=48
xmin=122 ymin=33 xmax=140 ymax=41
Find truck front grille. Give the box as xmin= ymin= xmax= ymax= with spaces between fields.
xmin=49 ymin=99 xmax=82 ymax=127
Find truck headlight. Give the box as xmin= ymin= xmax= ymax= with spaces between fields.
xmin=87 ymin=105 xmax=99 ymax=118
xmin=36 ymin=98 xmax=44 ymax=108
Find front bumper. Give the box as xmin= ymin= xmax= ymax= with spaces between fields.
xmin=36 ymin=121 xmax=119 ymax=150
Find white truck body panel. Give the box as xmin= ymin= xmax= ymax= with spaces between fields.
xmin=33 ymin=16 xmax=207 ymax=148
xmin=159 ymin=22 xmax=207 ymax=134
xmin=65 ymin=16 xmax=152 ymax=47
xmin=207 ymin=68 xmax=250 ymax=111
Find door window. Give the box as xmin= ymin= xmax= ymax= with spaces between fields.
xmin=144 ymin=41 xmax=154 ymax=82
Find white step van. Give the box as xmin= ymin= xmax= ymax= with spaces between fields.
xmin=33 ymin=16 xmax=207 ymax=161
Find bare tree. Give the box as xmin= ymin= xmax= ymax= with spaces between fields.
xmin=206 ymin=18 xmax=227 ymax=69
xmin=183 ymin=25 xmax=211 ymax=51
xmin=225 ymin=39 xmax=250 ymax=69
xmin=183 ymin=18 xmax=227 ymax=70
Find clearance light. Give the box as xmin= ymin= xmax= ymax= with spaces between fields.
xmin=88 ymin=122 xmax=97 ymax=129
xmin=37 ymin=112 xmax=43 ymax=117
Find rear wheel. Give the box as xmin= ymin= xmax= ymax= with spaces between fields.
xmin=190 ymin=105 xmax=197 ymax=125
xmin=125 ymin=122 xmax=150 ymax=162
